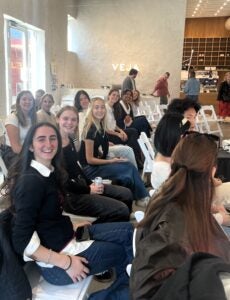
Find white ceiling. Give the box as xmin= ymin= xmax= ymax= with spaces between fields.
xmin=186 ymin=0 xmax=230 ymax=18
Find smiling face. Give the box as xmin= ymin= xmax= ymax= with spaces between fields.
xmin=79 ymin=93 xmax=90 ymax=110
xmin=30 ymin=126 xmax=58 ymax=167
xmin=57 ymin=109 xmax=78 ymax=136
xmin=122 ymin=91 xmax=133 ymax=104
xmin=108 ymin=91 xmax=120 ymax=105
xmin=92 ymin=99 xmax=106 ymax=121
xmin=19 ymin=92 xmax=34 ymax=114
xmin=41 ymin=95 xmax=54 ymax=113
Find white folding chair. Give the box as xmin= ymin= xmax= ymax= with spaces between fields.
xmin=158 ymin=104 xmax=168 ymax=115
xmin=0 ymin=120 xmax=8 ymax=178
xmin=138 ymin=132 xmax=155 ymax=179
xmin=196 ymin=105 xmax=223 ymax=137
xmin=25 ymin=262 xmax=93 ymax=300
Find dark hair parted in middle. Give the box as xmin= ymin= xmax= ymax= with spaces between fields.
xmin=74 ymin=90 xmax=91 ymax=112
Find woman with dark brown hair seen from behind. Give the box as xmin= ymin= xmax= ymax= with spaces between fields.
xmin=130 ymin=132 xmax=230 ymax=299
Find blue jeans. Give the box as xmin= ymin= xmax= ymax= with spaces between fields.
xmin=83 ymin=162 xmax=148 ymax=199
xmin=38 ymin=222 xmax=133 ymax=290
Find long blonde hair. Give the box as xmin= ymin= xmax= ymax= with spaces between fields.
xmin=82 ymin=97 xmax=108 ymax=140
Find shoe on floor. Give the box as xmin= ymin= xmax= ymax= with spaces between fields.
xmin=135 ymin=196 xmax=150 ymax=208
xmin=94 ymin=269 xmax=113 ymax=282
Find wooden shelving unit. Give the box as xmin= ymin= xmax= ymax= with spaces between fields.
xmin=183 ymin=37 xmax=230 ymax=68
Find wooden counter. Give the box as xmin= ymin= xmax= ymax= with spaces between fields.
xmin=180 ymin=92 xmax=218 ymax=113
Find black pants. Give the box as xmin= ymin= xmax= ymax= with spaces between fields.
xmin=107 ymin=128 xmax=143 ymax=169
xmin=131 ymin=116 xmax=152 ymax=138
xmin=64 ymin=184 xmax=133 ymax=223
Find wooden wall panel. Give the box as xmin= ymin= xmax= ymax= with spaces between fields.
xmin=185 ymin=17 xmax=230 ymax=38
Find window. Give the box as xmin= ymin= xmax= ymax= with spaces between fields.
xmin=67 ymin=14 xmax=78 ymax=53
xmin=4 ymin=15 xmax=45 ymax=113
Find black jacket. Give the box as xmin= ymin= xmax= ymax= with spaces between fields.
xmin=152 ymin=252 xmax=230 ymax=300
xmin=0 ymin=209 xmax=32 ymax=300
xmin=217 ymin=81 xmax=230 ymax=102
xmin=130 ymin=202 xmax=230 ymax=299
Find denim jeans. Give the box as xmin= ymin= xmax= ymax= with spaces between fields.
xmin=83 ymin=162 xmax=148 ymax=199
xmin=38 ymin=222 xmax=133 ymax=290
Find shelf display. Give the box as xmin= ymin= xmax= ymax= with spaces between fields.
xmin=181 ymin=70 xmax=219 ymax=93
xmin=182 ymin=37 xmax=230 ymax=69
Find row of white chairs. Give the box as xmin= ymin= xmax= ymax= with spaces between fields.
xmin=137 ymin=102 xmax=223 ymax=137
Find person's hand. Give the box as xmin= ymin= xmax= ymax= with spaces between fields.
xmin=213 ymin=177 xmax=222 ymax=186
xmin=124 ymin=115 xmax=132 ymax=127
xmin=90 ymin=182 xmax=104 ymax=194
xmin=66 ymin=256 xmax=90 ymax=283
xmin=110 ymin=157 xmax=128 ymax=163
xmin=117 ymin=131 xmax=128 ymax=141
xmin=72 ymin=220 xmax=92 ymax=231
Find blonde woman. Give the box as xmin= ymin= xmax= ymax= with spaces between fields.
xmin=80 ymin=97 xmax=149 ymax=207
xmin=37 ymin=93 xmax=57 ymax=127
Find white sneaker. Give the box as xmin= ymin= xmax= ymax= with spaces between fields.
xmin=135 ymin=196 xmax=150 ymax=208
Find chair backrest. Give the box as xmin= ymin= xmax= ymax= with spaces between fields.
xmin=200 ymin=105 xmax=218 ymax=121
xmin=196 ymin=105 xmax=223 ymax=137
xmin=139 ymin=132 xmax=155 ymax=160
xmin=138 ymin=132 xmax=155 ymax=178
xmin=158 ymin=104 xmax=168 ymax=115
xmin=0 ymin=155 xmax=8 ymax=178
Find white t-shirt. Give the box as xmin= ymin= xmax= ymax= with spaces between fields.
xmin=5 ymin=113 xmax=32 ymax=147
xmin=151 ymin=160 xmax=171 ymax=190
xmin=105 ymin=103 xmax=117 ymax=131
xmin=78 ymin=110 xmax=87 ymax=140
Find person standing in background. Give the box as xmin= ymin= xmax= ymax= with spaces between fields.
xmin=151 ymin=72 xmax=170 ymax=104
xmin=122 ymin=69 xmax=138 ymax=92
xmin=184 ymin=70 xmax=200 ymax=101
xmin=217 ymin=72 xmax=230 ymax=119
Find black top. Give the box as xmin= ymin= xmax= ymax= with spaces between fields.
xmin=79 ymin=123 xmax=109 ymax=167
xmin=217 ymin=81 xmax=230 ymax=102
xmin=63 ymin=140 xmax=92 ymax=194
xmin=113 ymin=102 xmax=134 ymax=129
xmin=11 ymin=167 xmax=74 ymax=255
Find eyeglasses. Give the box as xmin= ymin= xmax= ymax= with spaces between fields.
xmin=182 ymin=131 xmax=220 ymax=147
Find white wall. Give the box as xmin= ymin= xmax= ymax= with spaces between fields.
xmin=0 ymin=0 xmax=187 ymax=115
xmin=69 ymin=0 xmax=187 ymax=97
